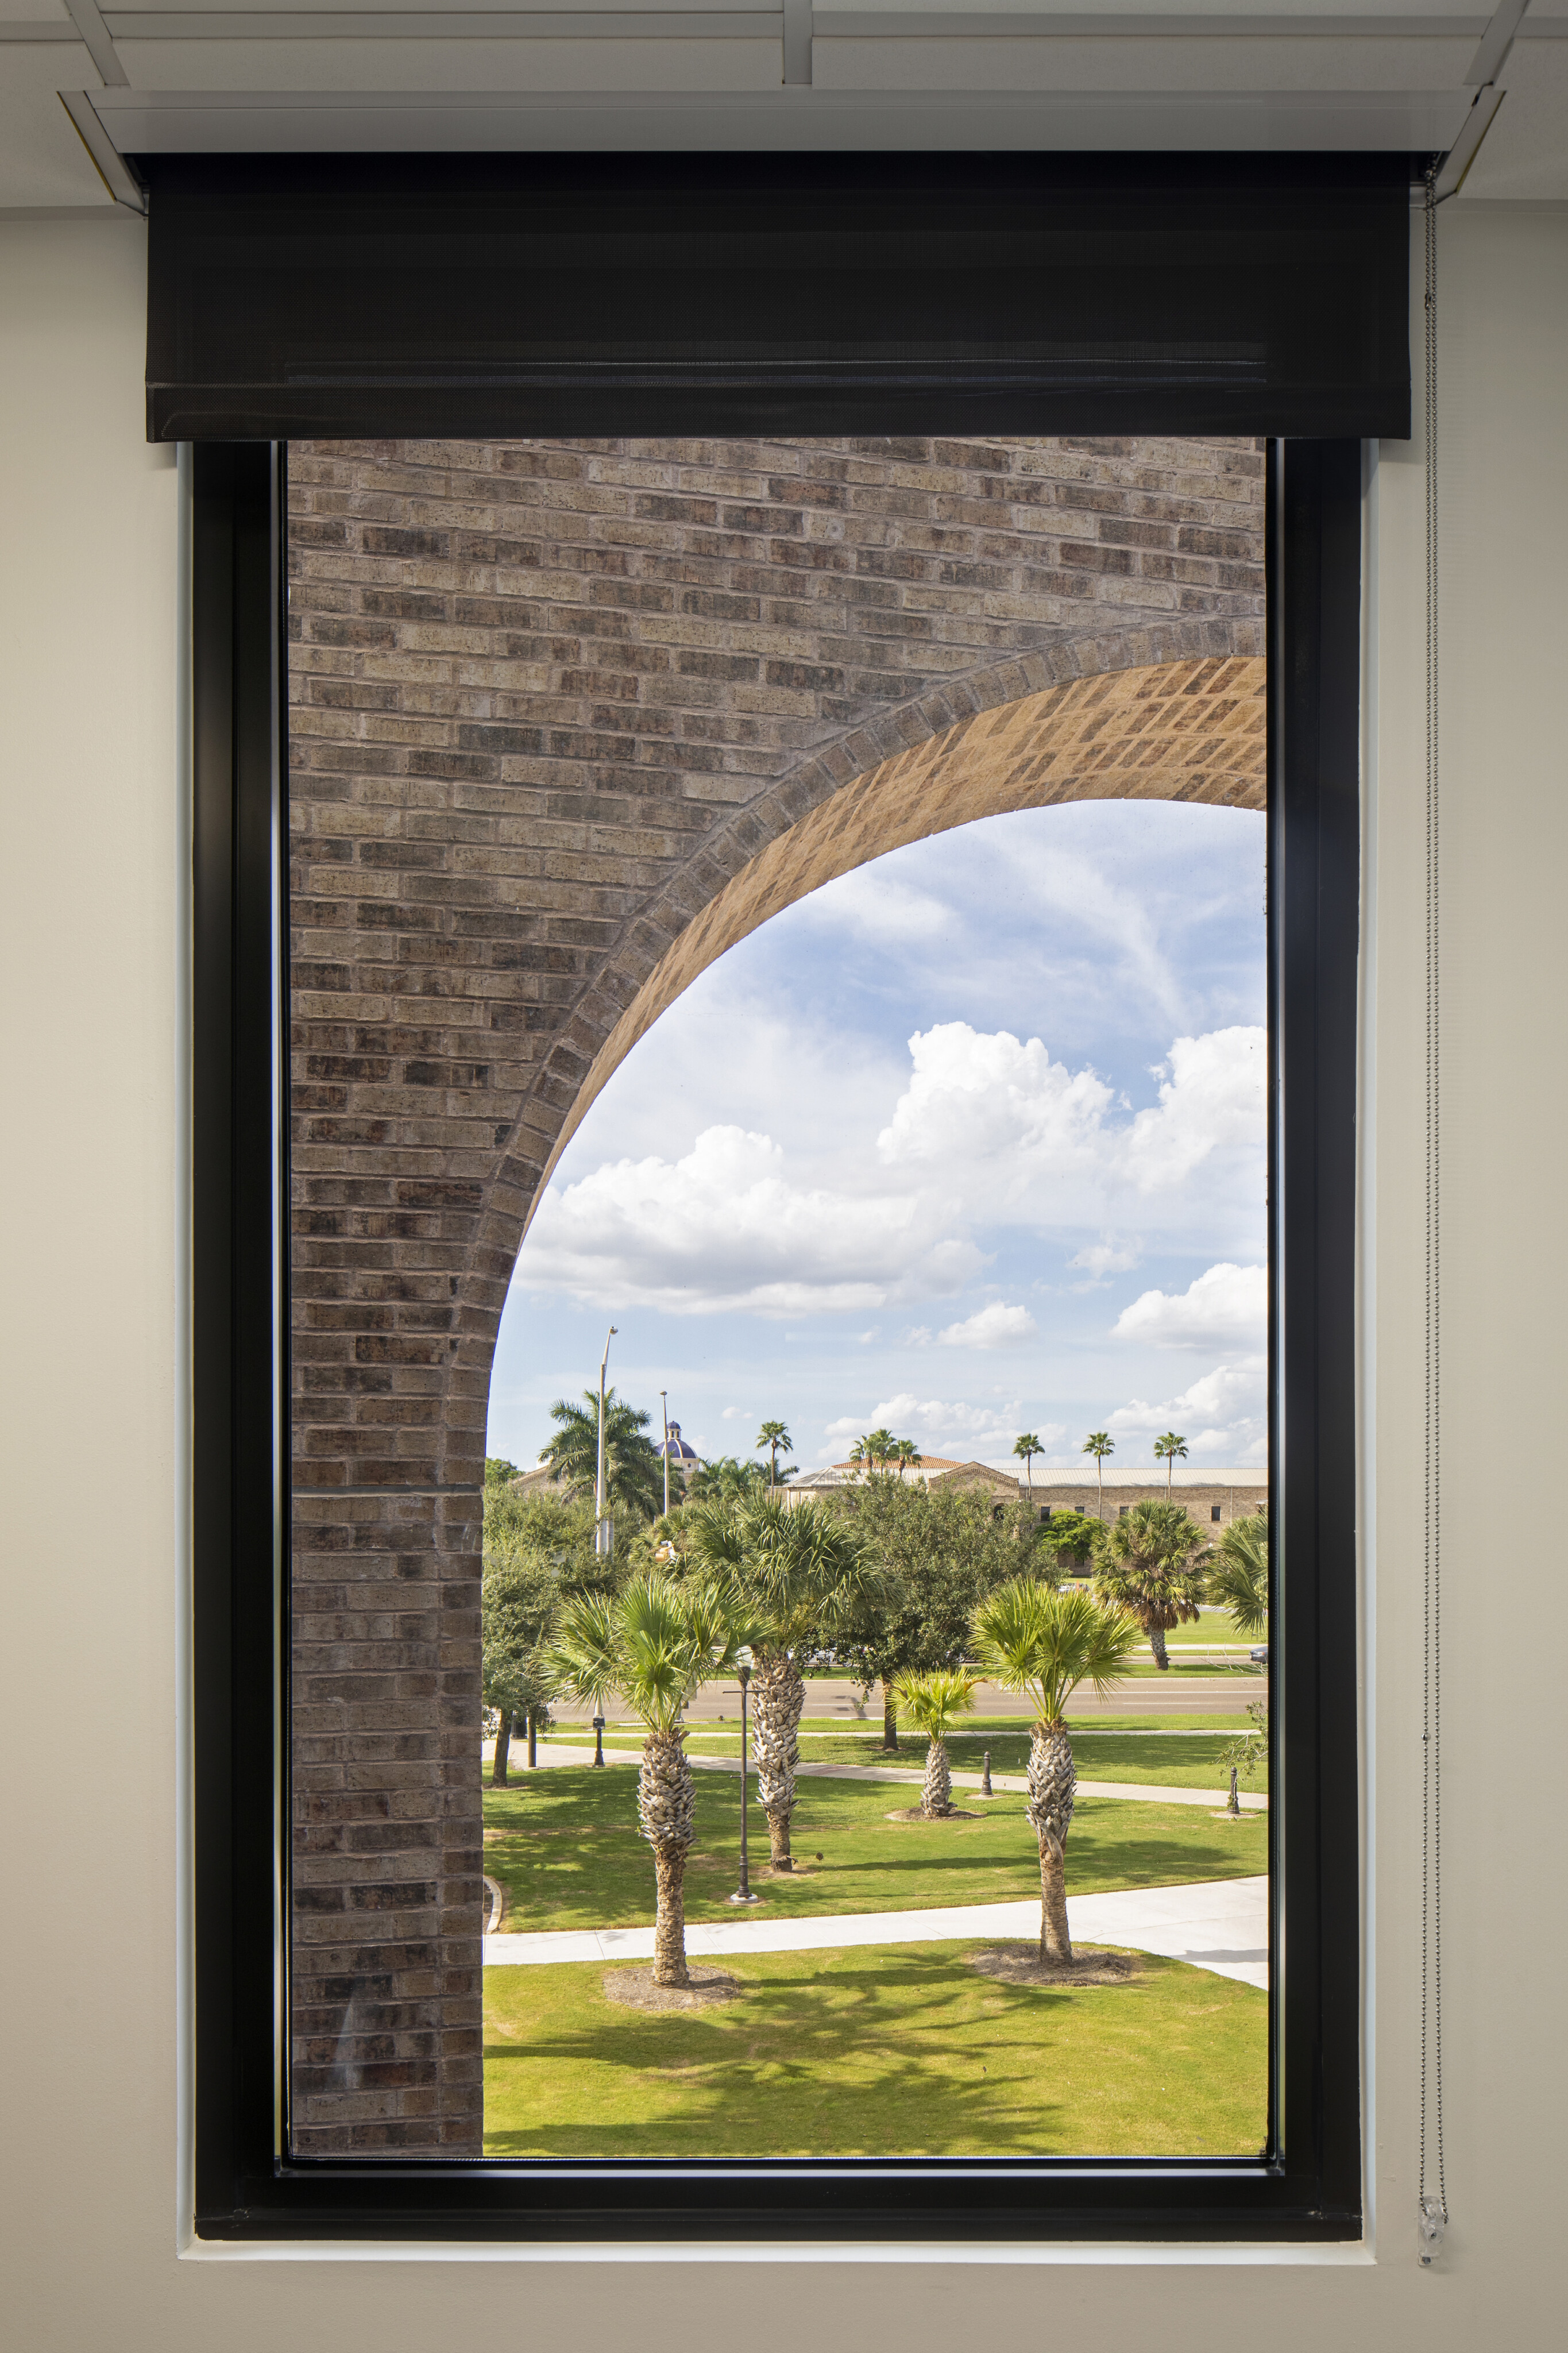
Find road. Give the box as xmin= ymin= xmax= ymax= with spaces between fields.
xmin=547 ymin=1671 xmax=1264 ymax=1730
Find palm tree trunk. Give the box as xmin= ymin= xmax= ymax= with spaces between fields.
xmin=491 ymin=1709 xmax=512 ymax=1787
xmin=651 ymin=1846 xmax=691 ymax=1986
xmin=1025 ymin=1721 xmax=1076 ymax=1963
xmin=751 ymin=1649 xmax=805 ymax=1868
xmin=1038 ymin=1828 xmax=1072 ymax=1964
xmin=881 ymin=1679 xmax=898 ymax=1752
xmin=921 ymin=1736 xmax=952 ymax=1818
xmin=527 ymin=1711 xmax=538 ymax=1767
xmin=1149 ymin=1622 xmax=1171 ymax=1670
xmin=638 ymin=1728 xmax=696 ymax=1984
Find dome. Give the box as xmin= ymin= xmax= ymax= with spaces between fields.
xmin=661 ymin=1421 xmax=700 ymax=1465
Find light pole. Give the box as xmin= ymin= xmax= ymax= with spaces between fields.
xmin=728 ymin=1646 xmax=759 ymax=1905
xmin=594 ymin=1324 xmax=617 ymax=1558
xmin=661 ymin=1388 xmax=670 ymax=1518
xmin=590 ymin=1710 xmax=606 ymax=1768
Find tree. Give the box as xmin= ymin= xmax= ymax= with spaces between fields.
xmin=893 ymin=1668 xmax=976 ymax=1817
xmin=1153 ymin=1430 xmax=1189 ymax=1494
xmin=685 ymin=1453 xmax=768 ymax=1507
xmin=892 ymin=1436 xmax=924 ymax=1478
xmin=1082 ymin=1430 xmax=1114 ymax=1520
xmin=484 ymin=1454 xmax=522 ymax=1487
xmin=1037 ymin=1507 xmax=1103 ymax=1573
xmin=1013 ymin=1432 xmax=1044 ymax=1495
xmin=1207 ymin=1507 xmax=1269 ymax=1640
xmin=971 ymin=1580 xmax=1138 ymax=1962
xmin=1095 ymin=1498 xmax=1210 ymax=1669
xmin=539 ymin=1386 xmax=665 ymax=1524
xmin=754 ymin=1419 xmax=794 ymax=1487
xmin=687 ymin=1493 xmax=879 ymax=1869
xmin=833 ymin=1479 xmax=1056 ymax=1750
xmin=551 ymin=1572 xmax=739 ymax=1986
xmin=481 ymin=1545 xmax=559 ymax=1787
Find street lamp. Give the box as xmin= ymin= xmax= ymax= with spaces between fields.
xmin=590 ymin=1711 xmax=606 ymax=1769
xmin=661 ymin=1388 xmax=670 ymax=1518
xmin=594 ymin=1324 xmax=617 ymax=1558
xmin=728 ymin=1645 xmax=759 ymax=1906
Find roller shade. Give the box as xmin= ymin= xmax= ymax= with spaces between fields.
xmin=144 ymin=152 xmax=1411 ymax=442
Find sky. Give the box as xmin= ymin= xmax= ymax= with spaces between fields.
xmin=485 ymin=797 xmax=1268 ymax=1481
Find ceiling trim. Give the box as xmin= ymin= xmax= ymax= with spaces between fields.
xmin=87 ymin=78 xmax=1473 ymax=144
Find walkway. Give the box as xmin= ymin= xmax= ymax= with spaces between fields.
xmin=509 ymin=1741 xmax=1267 ymax=1814
xmin=483 ymin=1875 xmax=1269 ymax=1991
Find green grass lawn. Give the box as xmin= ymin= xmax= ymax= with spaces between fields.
xmin=666 ymin=1727 xmax=1268 ymax=1792
xmin=484 ymin=1766 xmax=1266 ymax=1935
xmin=484 ymin=1942 xmax=1266 ymax=2158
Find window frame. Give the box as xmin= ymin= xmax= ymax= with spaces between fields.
xmin=191 ymin=434 xmax=1363 ymax=2243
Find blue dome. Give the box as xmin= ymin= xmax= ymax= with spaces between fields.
xmin=661 ymin=1421 xmax=700 ymax=1464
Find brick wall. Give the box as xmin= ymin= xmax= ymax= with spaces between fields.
xmin=285 ymin=435 xmax=1265 ymax=2152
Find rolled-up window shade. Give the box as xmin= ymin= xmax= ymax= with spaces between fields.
xmin=143 ymin=152 xmax=1411 ymax=442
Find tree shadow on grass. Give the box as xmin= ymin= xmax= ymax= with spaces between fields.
xmin=480 ymin=1950 xmax=1186 ymax=2159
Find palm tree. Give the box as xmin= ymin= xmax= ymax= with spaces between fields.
xmin=893 ymin=1436 xmax=924 ymax=1480
xmin=684 ymin=1453 xmax=766 ymax=1506
xmin=1082 ymin=1430 xmax=1114 ymax=1521
xmin=893 ymin=1668 xmax=976 ymax=1817
xmin=971 ymin=1580 xmax=1138 ymax=1962
xmin=1207 ymin=1507 xmax=1269 ymax=1640
xmin=1095 ymin=1498 xmax=1210 ymax=1669
xmin=1153 ymin=1430 xmax=1189 ymax=1494
xmin=755 ymin=1419 xmax=794 ymax=1487
xmin=866 ymin=1426 xmax=897 ymax=1471
xmin=1013 ymin=1432 xmax=1044 ymax=1496
xmin=540 ymin=1387 xmax=665 ymax=1523
xmin=551 ymin=1572 xmax=737 ymax=1986
xmin=687 ymin=1492 xmax=879 ymax=1870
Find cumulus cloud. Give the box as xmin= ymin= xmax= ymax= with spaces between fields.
xmin=1113 ymin=1262 xmax=1266 ymax=1352
xmin=1104 ymin=1358 xmax=1268 ymax=1465
xmin=825 ymin=1392 xmax=1024 ymax=1455
xmin=1070 ymin=1236 xmax=1141 ymax=1280
xmin=522 ymin=1124 xmax=981 ymax=1315
xmin=937 ymin=1302 xmax=1038 ymax=1349
xmin=519 ymin=1023 xmax=1264 ymax=1314
xmin=876 ymin=1021 xmax=1265 ymax=1235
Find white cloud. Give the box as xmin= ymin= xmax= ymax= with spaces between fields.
xmin=520 ymin=1023 xmax=1264 ymax=1317
xmin=720 ymin=1406 xmax=756 ymax=1422
xmin=825 ymin=1392 xmax=1024 ymax=1456
xmin=937 ymin=1302 xmax=1038 ymax=1349
xmin=1104 ymin=1357 xmax=1268 ymax=1465
xmin=1113 ymin=1262 xmax=1266 ymax=1352
xmin=522 ymin=1124 xmax=982 ymax=1315
xmin=1069 ymin=1236 xmax=1141 ymax=1279
xmin=876 ymin=1021 xmax=1265 ymax=1237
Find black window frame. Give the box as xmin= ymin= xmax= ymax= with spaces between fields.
xmin=190 ymin=364 xmax=1365 ymax=2242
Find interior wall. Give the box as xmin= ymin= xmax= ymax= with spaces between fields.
xmin=0 ymin=200 xmax=1560 ymax=2350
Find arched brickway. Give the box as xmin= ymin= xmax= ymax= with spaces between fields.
xmin=285 ymin=436 xmax=1263 ymax=2154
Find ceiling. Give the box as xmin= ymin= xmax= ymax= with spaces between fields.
xmin=1 ymin=0 xmax=1562 ymax=213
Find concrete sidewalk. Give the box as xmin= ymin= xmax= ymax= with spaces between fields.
xmin=483 ymin=1875 xmax=1269 ymax=1991
xmin=500 ymin=1740 xmax=1267 ymax=1813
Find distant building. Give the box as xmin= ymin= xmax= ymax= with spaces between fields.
xmin=783 ymin=1457 xmax=1266 ymax=1530
xmin=781 ymin=1455 xmax=1024 ymax=1509
xmin=660 ymin=1421 xmax=701 ymax=1478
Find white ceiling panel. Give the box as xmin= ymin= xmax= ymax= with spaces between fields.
xmin=117 ymin=32 xmax=783 ymax=78
xmin=812 ymin=33 xmax=1478 ymax=84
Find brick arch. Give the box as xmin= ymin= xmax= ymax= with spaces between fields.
xmin=528 ymin=643 xmax=1264 ymax=1208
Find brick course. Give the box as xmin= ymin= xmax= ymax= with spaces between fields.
xmin=286 ymin=436 xmax=1265 ymax=2153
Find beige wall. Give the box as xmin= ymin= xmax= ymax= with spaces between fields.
xmin=0 ymin=202 xmax=1560 ymax=2347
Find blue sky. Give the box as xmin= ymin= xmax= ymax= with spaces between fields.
xmin=486 ymin=798 xmax=1267 ymax=1479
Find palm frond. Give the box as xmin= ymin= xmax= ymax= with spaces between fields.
xmin=891 ymin=1667 xmax=978 ymax=1738
xmin=971 ymin=1576 xmax=1138 ymax=1723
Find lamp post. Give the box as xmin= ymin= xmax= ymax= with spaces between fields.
xmin=661 ymin=1387 xmax=670 ymax=1518
xmin=591 ymin=1711 xmax=606 ymax=1768
xmin=594 ymin=1324 xmax=617 ymax=1558
xmin=728 ymin=1645 xmax=759 ymax=1906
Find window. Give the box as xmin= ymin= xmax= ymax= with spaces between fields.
xmin=1214 ymin=1505 xmax=1224 ymax=1522
xmin=187 ymin=154 xmax=1377 ymax=2243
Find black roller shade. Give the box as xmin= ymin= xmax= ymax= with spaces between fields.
xmin=143 ymin=152 xmax=1412 ymax=442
